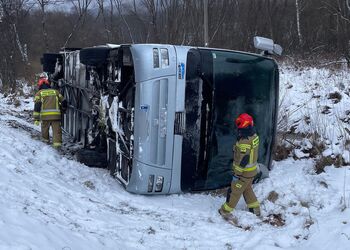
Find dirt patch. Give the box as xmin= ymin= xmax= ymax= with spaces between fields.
xmin=263 ymin=214 xmax=285 ymax=227
xmin=319 ymin=181 xmax=328 ymax=188
xmin=300 ymin=201 xmax=310 ymax=208
xmin=304 ymin=219 xmax=314 ymax=229
xmin=267 ymin=191 xmax=279 ymax=203
xmin=321 ymin=106 xmax=332 ymax=114
xmin=340 ymin=111 xmax=350 ymax=124
xmin=147 ymin=226 xmax=156 ymax=234
xmin=328 ymin=91 xmax=342 ymax=104
xmin=83 ymin=180 xmax=95 ymax=190
xmin=304 ymin=115 xmax=311 ymax=125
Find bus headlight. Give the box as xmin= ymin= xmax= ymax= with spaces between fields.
xmin=148 ymin=175 xmax=155 ymax=192
xmin=155 ymin=176 xmax=164 ymax=192
xmin=160 ymin=48 xmax=169 ymax=67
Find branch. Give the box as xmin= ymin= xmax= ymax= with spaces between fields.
xmin=63 ymin=0 xmax=92 ymax=48
xmin=113 ymin=0 xmax=135 ymax=43
xmin=210 ymin=1 xmax=228 ymax=44
xmin=322 ymin=0 xmax=350 ymax=23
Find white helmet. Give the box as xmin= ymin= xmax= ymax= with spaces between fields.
xmin=39 ymin=72 xmax=48 ymax=79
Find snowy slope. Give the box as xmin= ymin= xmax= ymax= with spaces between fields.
xmin=279 ymin=66 xmax=350 ymax=162
xmin=0 ymin=66 xmax=350 ymax=250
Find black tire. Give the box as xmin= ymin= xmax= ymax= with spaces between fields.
xmin=41 ymin=53 xmax=62 ymax=74
xmin=80 ymin=47 xmax=110 ymax=67
xmin=75 ymin=149 xmax=107 ymax=168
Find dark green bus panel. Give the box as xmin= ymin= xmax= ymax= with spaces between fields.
xmin=181 ymin=49 xmax=279 ymax=191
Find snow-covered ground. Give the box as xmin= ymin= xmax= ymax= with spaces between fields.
xmin=0 ymin=66 xmax=350 ymax=250
xmin=279 ymin=66 xmax=350 ymax=162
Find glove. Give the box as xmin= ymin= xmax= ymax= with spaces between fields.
xmin=60 ymin=100 xmax=67 ymax=113
xmin=34 ymin=120 xmax=40 ymax=126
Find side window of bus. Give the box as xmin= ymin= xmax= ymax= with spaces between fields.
xmin=153 ymin=48 xmax=159 ymax=68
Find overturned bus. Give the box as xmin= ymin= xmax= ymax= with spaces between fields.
xmin=42 ymin=37 xmax=281 ymax=194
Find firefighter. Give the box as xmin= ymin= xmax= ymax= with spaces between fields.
xmin=219 ymin=113 xmax=261 ymax=220
xmin=33 ymin=73 xmax=67 ymax=148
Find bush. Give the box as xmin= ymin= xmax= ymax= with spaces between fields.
xmin=314 ymin=155 xmax=345 ymax=174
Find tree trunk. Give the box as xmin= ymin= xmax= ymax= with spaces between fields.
xmin=295 ymin=0 xmax=303 ymax=47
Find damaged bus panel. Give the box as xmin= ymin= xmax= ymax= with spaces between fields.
xmin=41 ymin=40 xmax=280 ymax=194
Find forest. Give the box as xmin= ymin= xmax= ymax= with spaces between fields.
xmin=1 ymin=0 xmax=350 ymax=91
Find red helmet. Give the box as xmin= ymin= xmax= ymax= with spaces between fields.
xmin=235 ymin=113 xmax=254 ymax=128
xmin=37 ymin=78 xmax=49 ymax=88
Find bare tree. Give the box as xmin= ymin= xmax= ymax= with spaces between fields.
xmin=35 ymin=0 xmax=64 ymax=51
xmin=113 ymin=0 xmax=135 ymax=43
xmin=36 ymin=0 xmax=50 ymax=51
xmin=141 ymin=0 xmax=160 ymax=43
xmin=96 ymin=0 xmax=111 ymax=41
xmin=0 ymin=0 xmax=32 ymax=91
xmin=295 ymin=0 xmax=303 ymax=46
xmin=63 ymin=0 xmax=92 ymax=48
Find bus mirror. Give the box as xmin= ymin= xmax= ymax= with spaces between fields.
xmin=253 ymin=36 xmax=283 ymax=56
xmin=273 ymin=44 xmax=283 ymax=56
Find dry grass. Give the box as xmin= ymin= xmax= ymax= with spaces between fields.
xmin=273 ymin=144 xmax=293 ymax=161
xmin=314 ymin=155 xmax=345 ymax=174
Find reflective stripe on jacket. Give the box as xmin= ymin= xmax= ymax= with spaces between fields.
xmin=233 ymin=134 xmax=259 ymax=178
xmin=33 ymin=89 xmax=64 ymax=121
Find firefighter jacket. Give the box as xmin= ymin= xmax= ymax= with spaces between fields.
xmin=33 ymin=85 xmax=65 ymax=121
xmin=232 ymin=129 xmax=259 ymax=178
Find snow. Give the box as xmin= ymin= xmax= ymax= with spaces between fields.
xmin=0 ymin=66 xmax=350 ymax=249
xmin=279 ymin=66 xmax=350 ymax=162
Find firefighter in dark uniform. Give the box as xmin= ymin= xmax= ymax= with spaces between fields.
xmin=33 ymin=73 xmax=67 ymax=148
xmin=219 ymin=113 xmax=261 ymax=219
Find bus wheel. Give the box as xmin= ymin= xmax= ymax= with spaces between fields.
xmin=75 ymin=149 xmax=107 ymax=168
xmin=80 ymin=47 xmax=110 ymax=67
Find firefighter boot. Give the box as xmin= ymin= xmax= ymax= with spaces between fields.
xmin=218 ymin=207 xmax=238 ymax=225
xmin=248 ymin=206 xmax=261 ymax=217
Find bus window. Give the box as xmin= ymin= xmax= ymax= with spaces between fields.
xmin=182 ymin=49 xmax=278 ymax=191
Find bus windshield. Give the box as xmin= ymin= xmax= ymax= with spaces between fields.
xmin=181 ymin=49 xmax=278 ymax=191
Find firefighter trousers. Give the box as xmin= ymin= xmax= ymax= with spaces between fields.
xmin=41 ymin=120 xmax=62 ymax=148
xmin=226 ymin=176 xmax=260 ymax=212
